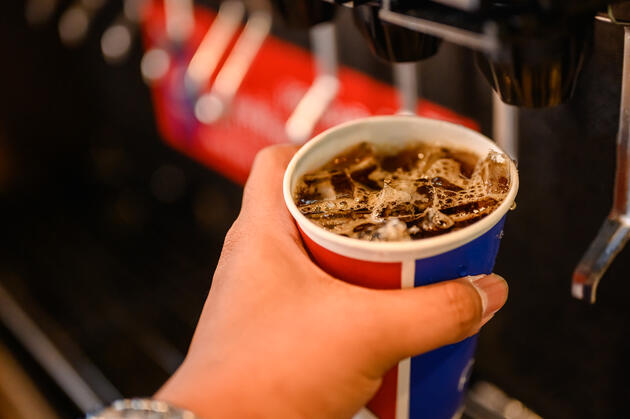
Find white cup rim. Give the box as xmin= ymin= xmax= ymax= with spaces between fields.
xmin=283 ymin=115 xmax=519 ymax=262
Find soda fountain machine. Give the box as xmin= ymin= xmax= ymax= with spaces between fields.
xmin=1 ymin=1 xmax=630 ymax=418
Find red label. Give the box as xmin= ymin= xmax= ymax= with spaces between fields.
xmin=140 ymin=2 xmax=479 ymax=185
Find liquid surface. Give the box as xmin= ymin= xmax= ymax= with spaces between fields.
xmin=294 ymin=142 xmax=511 ymax=241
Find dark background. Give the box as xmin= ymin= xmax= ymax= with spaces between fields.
xmin=1 ymin=1 xmax=629 ymax=418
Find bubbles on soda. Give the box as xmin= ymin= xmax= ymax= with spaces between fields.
xmin=293 ymin=142 xmax=511 ymax=241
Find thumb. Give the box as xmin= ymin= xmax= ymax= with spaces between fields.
xmin=363 ymin=274 xmax=508 ymax=365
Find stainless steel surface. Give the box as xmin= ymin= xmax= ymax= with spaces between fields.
xmin=573 ymin=25 xmax=630 ymax=303
xmin=614 ymin=28 xmax=630 ymax=220
xmin=465 ymin=381 xmax=542 ymax=419
xmin=393 ymin=62 xmax=419 ymax=115
xmin=286 ymin=21 xmax=339 ymax=143
xmin=573 ymin=218 xmax=630 ymax=302
xmin=311 ymin=19 xmax=338 ymax=78
xmin=492 ymin=91 xmax=519 ymax=160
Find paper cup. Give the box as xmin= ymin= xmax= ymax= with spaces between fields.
xmin=283 ymin=115 xmax=518 ymax=419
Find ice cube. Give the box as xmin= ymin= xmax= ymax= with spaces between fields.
xmin=325 ymin=142 xmax=377 ymax=171
xmin=373 ymin=219 xmax=409 ymax=241
xmin=349 ymin=165 xmax=381 ymax=190
xmin=330 ymin=171 xmax=353 ymax=198
xmin=421 ymin=208 xmax=454 ymax=232
xmin=476 ymin=151 xmax=510 ymax=195
xmin=371 ymin=183 xmax=413 ymax=221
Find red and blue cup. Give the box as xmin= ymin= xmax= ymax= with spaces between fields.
xmin=283 ymin=116 xmax=519 ymax=419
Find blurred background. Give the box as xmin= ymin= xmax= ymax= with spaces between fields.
xmin=1 ymin=1 xmax=629 ymax=418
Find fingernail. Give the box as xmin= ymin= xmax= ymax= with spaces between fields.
xmin=471 ymin=313 xmax=495 ymax=335
xmin=480 ymin=313 xmax=495 ymax=327
xmin=467 ymin=274 xmax=508 ymax=318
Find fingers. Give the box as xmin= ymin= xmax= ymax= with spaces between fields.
xmin=237 ymin=144 xmax=300 ymax=234
xmin=361 ymin=274 xmax=508 ymax=365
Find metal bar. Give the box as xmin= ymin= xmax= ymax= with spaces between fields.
xmin=393 ymin=62 xmax=419 ymax=115
xmin=186 ymin=1 xmax=245 ymax=91
xmin=213 ymin=11 xmax=272 ymax=100
xmin=325 ymin=0 xmax=495 ymax=52
xmin=492 ymin=92 xmax=519 ymax=159
xmin=572 ymin=219 xmax=630 ymax=302
xmin=572 ymin=26 xmax=630 ymax=303
xmin=613 ymin=26 xmax=630 ymax=218
xmin=310 ymin=21 xmax=339 ymax=77
xmin=195 ymin=10 xmax=272 ymax=124
xmin=378 ymin=9 xmax=500 ymax=54
xmin=285 ymin=21 xmax=340 ymax=143
xmin=285 ymin=75 xmax=339 ymax=143
xmin=0 ymin=283 xmax=115 ymax=413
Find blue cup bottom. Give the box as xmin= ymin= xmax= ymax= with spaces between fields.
xmin=406 ymin=217 xmax=506 ymax=419
xmin=409 ymin=335 xmax=477 ymax=418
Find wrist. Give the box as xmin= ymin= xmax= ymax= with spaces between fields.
xmin=156 ymin=358 xmax=304 ymax=419
xmin=155 ymin=363 xmax=217 ymax=419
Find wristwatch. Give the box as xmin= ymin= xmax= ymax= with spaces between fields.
xmin=87 ymin=399 xmax=199 ymax=419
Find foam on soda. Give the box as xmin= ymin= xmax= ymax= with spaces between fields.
xmin=294 ymin=142 xmax=511 ymax=241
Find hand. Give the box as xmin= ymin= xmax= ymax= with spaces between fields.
xmin=155 ymin=145 xmax=508 ymax=419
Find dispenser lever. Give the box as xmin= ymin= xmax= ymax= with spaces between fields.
xmin=572 ymin=25 xmax=630 ymax=303
xmin=285 ymin=22 xmax=339 ymax=143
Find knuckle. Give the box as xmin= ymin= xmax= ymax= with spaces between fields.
xmin=442 ymin=281 xmax=482 ymax=340
xmin=248 ymin=145 xmax=298 ymax=184
xmin=255 ymin=144 xmax=296 ymax=166
xmin=255 ymin=145 xmax=278 ymax=163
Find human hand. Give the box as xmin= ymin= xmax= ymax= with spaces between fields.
xmin=155 ymin=145 xmax=508 ymax=419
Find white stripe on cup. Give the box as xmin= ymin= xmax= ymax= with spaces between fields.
xmin=401 ymin=259 xmax=415 ymax=289
xmin=396 ymin=259 xmax=415 ymax=419
xmin=396 ymin=358 xmax=411 ymax=419
xmin=352 ymin=408 xmax=379 ymax=419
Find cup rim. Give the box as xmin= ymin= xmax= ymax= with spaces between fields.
xmin=282 ymin=115 xmax=519 ymax=262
